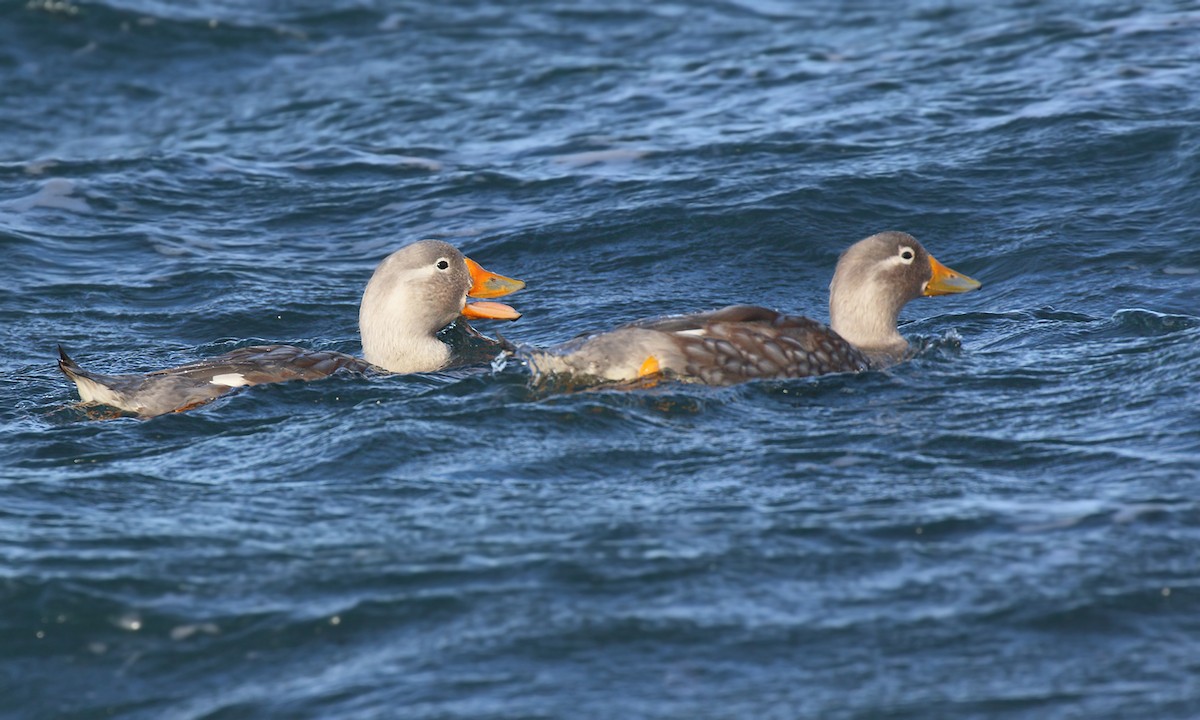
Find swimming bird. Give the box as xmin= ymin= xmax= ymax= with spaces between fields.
xmin=59 ymin=240 xmax=525 ymax=417
xmin=521 ymin=231 xmax=980 ymax=386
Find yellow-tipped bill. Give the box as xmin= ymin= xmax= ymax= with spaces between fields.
xmin=461 ymin=256 xmax=524 ymax=321
xmin=924 ymin=255 xmax=982 ymax=296
xmin=465 ymin=257 xmax=526 ymax=299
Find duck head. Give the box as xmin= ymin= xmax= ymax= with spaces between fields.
xmin=828 ymin=231 xmax=980 ymax=358
xmin=359 ymin=239 xmax=524 ymax=372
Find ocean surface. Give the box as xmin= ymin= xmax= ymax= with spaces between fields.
xmin=3 ymin=0 xmax=1200 ymax=717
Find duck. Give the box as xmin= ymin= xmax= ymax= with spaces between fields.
xmin=59 ymin=240 xmax=525 ymax=417
xmin=520 ymin=231 xmax=981 ymax=386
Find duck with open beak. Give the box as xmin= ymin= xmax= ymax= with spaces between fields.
xmin=59 ymin=240 xmax=527 ymax=418
xmin=461 ymin=256 xmax=525 ymax=320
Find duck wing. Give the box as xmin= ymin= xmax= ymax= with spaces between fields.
xmin=146 ymin=345 xmax=374 ymax=384
xmin=634 ymin=305 xmax=871 ymax=385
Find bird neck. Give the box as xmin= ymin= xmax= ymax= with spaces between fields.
xmin=828 ymin=276 xmax=909 ymax=359
xmin=360 ymin=326 xmax=451 ymax=373
xmin=359 ymin=283 xmax=453 ymax=373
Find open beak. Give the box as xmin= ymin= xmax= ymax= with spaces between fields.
xmin=924 ymin=255 xmax=982 ymax=296
xmin=462 ymin=256 xmax=525 ymax=320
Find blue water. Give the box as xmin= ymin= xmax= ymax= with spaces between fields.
xmin=3 ymin=0 xmax=1200 ymax=717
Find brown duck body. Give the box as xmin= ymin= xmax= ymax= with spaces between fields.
xmin=528 ymin=305 xmax=870 ymax=385
xmin=522 ymin=231 xmax=980 ymax=387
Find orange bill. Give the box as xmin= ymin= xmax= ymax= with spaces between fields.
xmin=461 ymin=300 xmax=522 ymax=321
xmin=925 ymin=255 xmax=982 ymax=296
xmin=464 ymin=256 xmax=526 ymax=299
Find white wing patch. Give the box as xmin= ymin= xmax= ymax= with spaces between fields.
xmin=675 ymin=328 xmax=709 ymax=337
xmin=210 ymin=373 xmax=250 ymax=387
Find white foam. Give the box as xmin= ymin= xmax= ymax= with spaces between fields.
xmin=553 ymin=148 xmax=648 ymax=167
xmin=8 ymin=178 xmax=92 ymax=213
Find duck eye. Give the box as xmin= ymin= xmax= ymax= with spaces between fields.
xmin=899 ymin=248 xmax=915 ymax=263
xmin=436 ymin=259 xmax=450 ymax=270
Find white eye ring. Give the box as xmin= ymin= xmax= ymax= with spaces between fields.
xmin=435 ymin=258 xmax=450 ymax=270
xmin=898 ymin=247 xmax=915 ymax=264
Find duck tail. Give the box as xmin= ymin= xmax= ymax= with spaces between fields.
xmin=57 ymin=346 xmax=129 ymax=409
xmin=57 ymin=345 xmax=84 ymax=381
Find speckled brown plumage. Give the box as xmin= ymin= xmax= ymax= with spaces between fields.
xmin=629 ymin=305 xmax=869 ymax=384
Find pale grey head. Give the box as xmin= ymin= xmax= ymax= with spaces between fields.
xmin=359 ymin=239 xmax=525 ymax=373
xmin=829 ymin=231 xmax=981 ymax=358
xmin=359 ymin=240 xmax=479 ymax=373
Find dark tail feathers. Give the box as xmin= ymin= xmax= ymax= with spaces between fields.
xmin=57 ymin=345 xmax=83 ymax=379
